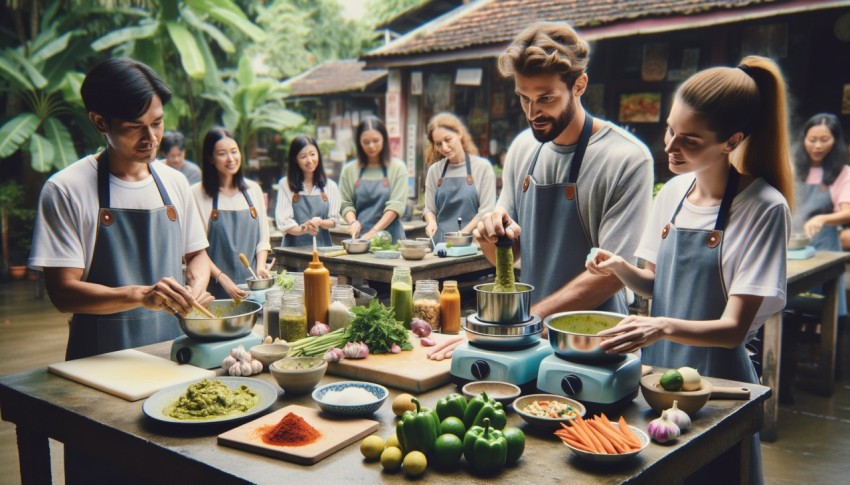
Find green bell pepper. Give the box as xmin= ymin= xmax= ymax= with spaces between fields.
xmin=398 ymin=398 xmax=440 ymax=456
xmin=462 ymin=391 xmax=507 ymax=430
xmin=502 ymin=426 xmax=526 ymax=466
xmin=436 ymin=393 xmax=468 ymax=421
xmin=463 ymin=417 xmax=507 ymax=474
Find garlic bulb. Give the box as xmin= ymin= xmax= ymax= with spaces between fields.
xmin=228 ymin=364 xmax=243 ymax=376
xmin=323 ymin=347 xmax=344 ymax=363
xmin=647 ymin=410 xmax=681 ymax=443
xmin=343 ymin=341 xmax=369 ymax=359
xmin=310 ymin=322 xmax=331 ymax=337
xmin=665 ymin=400 xmax=691 ymax=431
xmin=221 ymin=355 xmax=237 ymax=371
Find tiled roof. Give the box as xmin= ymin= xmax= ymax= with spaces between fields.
xmin=284 ymin=60 xmax=386 ymax=97
xmin=364 ymin=0 xmax=784 ymax=58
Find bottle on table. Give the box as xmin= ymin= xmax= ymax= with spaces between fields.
xmin=390 ymin=267 xmax=414 ymax=328
xmin=304 ymin=248 xmax=330 ymax=332
xmin=280 ymin=293 xmax=308 ymax=342
xmin=263 ymin=290 xmax=284 ymax=340
xmin=413 ymin=279 xmax=441 ymax=331
xmin=329 ymin=285 xmax=356 ymax=331
xmin=440 ymin=280 xmax=461 ymax=334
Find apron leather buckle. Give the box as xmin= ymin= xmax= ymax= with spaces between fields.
xmin=100 ymin=209 xmax=114 ymax=226
xmin=706 ymin=230 xmax=722 ymax=248
xmin=354 ymin=180 xmax=361 ymax=189
xmin=321 ymin=192 xmax=327 ymax=202
xmin=466 ymin=175 xmax=474 ymax=185
xmin=249 ymin=207 xmax=257 ymax=219
xmin=382 ymin=177 xmax=389 ymax=187
xmin=522 ymin=176 xmax=530 ymax=193
xmin=292 ymin=193 xmax=300 ymax=203
xmin=437 ymin=178 xmax=443 ymax=187
xmin=661 ymin=224 xmax=670 ymax=239
xmin=166 ymin=206 xmax=177 ymax=222
xmin=210 ymin=209 xmax=219 ymax=221
xmin=565 ymin=184 xmax=576 ymax=201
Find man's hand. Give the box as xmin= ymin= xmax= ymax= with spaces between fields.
xmin=141 ymin=277 xmax=198 ymax=316
xmin=473 ymin=207 xmax=521 ymax=243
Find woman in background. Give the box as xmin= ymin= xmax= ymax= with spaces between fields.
xmin=423 ymin=113 xmax=496 ymax=242
xmin=192 ymin=127 xmax=270 ymax=299
xmin=338 ymin=116 xmax=408 ymax=243
xmin=586 ymin=56 xmax=795 ymax=485
xmin=275 ymin=135 xmax=341 ymax=247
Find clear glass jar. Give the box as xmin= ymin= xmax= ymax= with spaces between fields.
xmin=440 ymin=280 xmax=461 ymax=334
xmin=413 ymin=280 xmax=441 ymax=331
xmin=329 ymin=285 xmax=356 ymax=331
xmin=390 ymin=267 xmax=414 ymax=328
xmin=280 ymin=293 xmax=307 ymax=342
xmin=263 ymin=290 xmax=283 ymax=340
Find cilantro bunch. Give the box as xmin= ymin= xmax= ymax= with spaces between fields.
xmin=348 ymin=299 xmax=412 ymax=353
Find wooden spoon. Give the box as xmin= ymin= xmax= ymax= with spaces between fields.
xmin=239 ymin=253 xmax=259 ymax=280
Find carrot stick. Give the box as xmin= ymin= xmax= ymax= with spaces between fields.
xmin=426 ymin=336 xmax=464 ymax=358
xmin=561 ymin=437 xmax=595 ymax=453
xmin=618 ymin=416 xmax=642 ymax=448
xmin=574 ymin=418 xmax=605 ymax=453
xmin=588 ymin=419 xmax=628 ymax=453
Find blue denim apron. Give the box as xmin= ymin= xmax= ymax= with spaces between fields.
xmin=518 ymin=115 xmax=627 ymax=313
xmin=434 ymin=153 xmax=479 ymax=242
xmin=207 ymin=189 xmax=262 ymax=298
xmin=283 ymin=188 xmax=332 ymax=247
xmin=354 ymin=165 xmax=405 ymax=242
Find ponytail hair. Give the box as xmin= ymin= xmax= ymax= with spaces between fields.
xmin=676 ymin=55 xmax=794 ymax=209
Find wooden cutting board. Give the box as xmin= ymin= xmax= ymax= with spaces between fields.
xmin=218 ymin=405 xmax=379 ymax=465
xmin=48 ymin=349 xmax=215 ymax=401
xmin=327 ymin=331 xmax=461 ymax=393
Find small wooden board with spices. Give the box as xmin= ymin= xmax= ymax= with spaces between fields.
xmin=217 ymin=404 xmax=379 ymax=465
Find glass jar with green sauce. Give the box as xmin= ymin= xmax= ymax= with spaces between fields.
xmin=280 ymin=293 xmax=307 ymax=342
xmin=390 ymin=267 xmax=414 ymax=328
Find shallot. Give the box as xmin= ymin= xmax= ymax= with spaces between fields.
xmin=647 ymin=410 xmax=681 ymax=443
xmin=310 ymin=322 xmax=331 ymax=337
xmin=390 ymin=343 xmax=401 ymax=354
xmin=420 ymin=337 xmax=436 ymax=347
xmin=410 ymin=318 xmax=432 ymax=337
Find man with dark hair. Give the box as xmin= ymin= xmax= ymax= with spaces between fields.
xmin=474 ymin=22 xmax=653 ymax=319
xmin=30 ymin=58 xmax=213 ymax=361
xmin=161 ymin=129 xmax=202 ymax=184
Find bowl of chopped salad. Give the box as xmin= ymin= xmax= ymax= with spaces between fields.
xmin=512 ymin=394 xmax=586 ymax=429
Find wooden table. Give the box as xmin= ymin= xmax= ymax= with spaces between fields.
xmin=760 ymin=250 xmax=850 ymax=442
xmin=273 ymin=246 xmax=493 ymax=287
xmin=328 ymin=221 xmax=427 ymax=246
xmin=0 ymin=342 xmax=770 ymax=484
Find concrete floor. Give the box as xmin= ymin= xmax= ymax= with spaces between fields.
xmin=1 ymin=278 xmax=849 ymax=484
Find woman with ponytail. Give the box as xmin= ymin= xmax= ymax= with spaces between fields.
xmin=585 ymin=56 xmax=793 ymax=485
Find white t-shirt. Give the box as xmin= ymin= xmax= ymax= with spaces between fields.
xmin=190 ymin=179 xmax=271 ymax=254
xmin=29 ymin=156 xmax=209 ymax=279
xmin=637 ymin=174 xmax=790 ymax=334
xmin=274 ymin=178 xmax=342 ymax=233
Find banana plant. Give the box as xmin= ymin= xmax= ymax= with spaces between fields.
xmin=203 ymin=56 xmax=305 ymax=161
xmin=0 ymin=4 xmax=87 ymax=172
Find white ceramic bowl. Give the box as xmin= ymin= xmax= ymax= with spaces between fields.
xmin=312 ymin=381 xmax=388 ymax=416
xmin=249 ymin=343 xmax=291 ymax=369
xmin=512 ymin=394 xmax=586 ymax=429
xmin=563 ymin=423 xmax=649 ymax=463
xmin=461 ymin=381 xmax=521 ymax=405
xmin=269 ymin=357 xmax=327 ymax=395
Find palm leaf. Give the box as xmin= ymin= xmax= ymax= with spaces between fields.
xmin=236 ymin=56 xmax=255 ymax=89
xmin=165 ymin=22 xmax=205 ymax=80
xmin=91 ymin=22 xmax=159 ymax=52
xmin=42 ymin=117 xmax=77 ymax=169
xmin=30 ymin=31 xmax=74 ymax=65
xmin=5 ymin=50 xmax=48 ymax=89
xmin=0 ymin=114 xmax=40 ymax=159
xmin=207 ymin=7 xmax=266 ymax=42
xmin=28 ymin=133 xmax=56 ymax=173
xmin=180 ymin=7 xmax=235 ymax=54
xmin=0 ymin=53 xmax=34 ymax=90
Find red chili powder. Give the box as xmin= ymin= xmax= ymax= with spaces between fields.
xmin=260 ymin=412 xmax=321 ymax=446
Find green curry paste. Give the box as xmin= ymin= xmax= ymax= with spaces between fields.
xmin=164 ymin=379 xmax=259 ymax=420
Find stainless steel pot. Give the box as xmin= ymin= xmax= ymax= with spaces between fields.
xmin=463 ymin=314 xmax=542 ymax=348
xmin=474 ymin=283 xmax=533 ymax=323
xmin=342 ymin=238 xmax=370 ymax=254
xmin=544 ymin=311 xmax=627 ymax=363
xmin=178 ymin=299 xmax=262 ymax=341
xmin=246 ymin=276 xmax=275 ymax=290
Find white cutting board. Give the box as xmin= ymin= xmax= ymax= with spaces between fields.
xmin=48 ymin=349 xmax=215 ymax=401
xmin=218 ymin=405 xmax=379 ymax=465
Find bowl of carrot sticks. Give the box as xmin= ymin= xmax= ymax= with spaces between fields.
xmin=555 ymin=414 xmax=649 ymax=463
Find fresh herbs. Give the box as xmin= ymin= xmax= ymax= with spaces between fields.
xmin=276 ymin=271 xmax=294 ymax=291
xmin=370 ymin=231 xmax=398 ymax=251
xmin=348 ymin=299 xmax=412 ymax=353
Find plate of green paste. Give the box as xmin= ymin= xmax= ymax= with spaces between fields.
xmin=143 ymin=377 xmax=278 ymax=425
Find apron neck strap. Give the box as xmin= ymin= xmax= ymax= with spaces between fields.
xmin=97 ymin=152 xmax=171 ymax=208
xmin=524 ymin=114 xmax=593 ymax=183
xmin=671 ymin=166 xmax=740 ymax=231
xmin=355 ymin=164 xmax=389 ymax=188
xmin=213 ymin=186 xmax=256 ymax=217
xmin=438 ymin=153 xmax=474 ymax=187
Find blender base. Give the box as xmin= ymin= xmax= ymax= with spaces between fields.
xmin=449 ymin=340 xmax=553 ymax=387
xmin=170 ymin=333 xmax=262 ymax=369
xmin=536 ymin=353 xmax=642 ymax=410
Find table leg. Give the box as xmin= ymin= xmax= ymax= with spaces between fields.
xmin=760 ymin=312 xmax=782 ymax=442
xmin=16 ymin=428 xmax=52 ymax=484
xmin=816 ymin=277 xmax=839 ymax=396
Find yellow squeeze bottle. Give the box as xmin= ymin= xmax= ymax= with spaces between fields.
xmin=303 ymin=236 xmax=330 ymax=334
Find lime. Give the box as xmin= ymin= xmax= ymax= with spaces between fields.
xmin=360 ymin=434 xmax=385 ymax=460
xmin=432 ymin=433 xmax=463 ymax=468
xmin=381 ymin=446 xmax=403 ymax=471
xmin=403 ymin=450 xmax=428 ymax=477
xmin=392 ymin=393 xmax=417 ymax=417
xmin=503 ymin=427 xmax=526 ymax=466
xmin=386 ymin=433 xmax=402 ymax=451
xmin=659 ymin=369 xmax=684 ymax=391
xmin=440 ymin=416 xmax=466 ymax=439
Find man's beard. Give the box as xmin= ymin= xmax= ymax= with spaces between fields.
xmin=529 ymin=101 xmax=576 ymax=143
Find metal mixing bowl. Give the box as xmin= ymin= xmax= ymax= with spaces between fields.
xmin=463 ymin=314 xmax=543 ymax=348
xmin=788 ymin=233 xmax=810 ymax=250
xmin=246 ymin=276 xmax=275 ymax=290
xmin=399 ymin=246 xmax=427 ymax=260
xmin=178 ymin=299 xmax=262 ymax=341
xmin=544 ymin=311 xmax=627 ymax=363
xmin=342 ymin=238 xmax=371 ymax=254
xmin=445 ymin=232 xmax=473 ymax=247
xmin=474 ymin=283 xmax=534 ymax=323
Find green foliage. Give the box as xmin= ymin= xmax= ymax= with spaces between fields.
xmin=366 ymin=0 xmax=424 ymax=25
xmin=0 ymin=182 xmax=36 ymax=265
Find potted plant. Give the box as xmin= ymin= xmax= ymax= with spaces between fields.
xmin=0 ymin=181 xmax=35 ymax=279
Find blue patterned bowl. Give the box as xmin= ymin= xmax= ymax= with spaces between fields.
xmin=312 ymin=381 xmax=388 ymax=416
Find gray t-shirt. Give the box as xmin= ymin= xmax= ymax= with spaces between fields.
xmin=176 ymin=160 xmax=202 ymax=185
xmin=498 ymin=123 xmax=653 ymax=265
